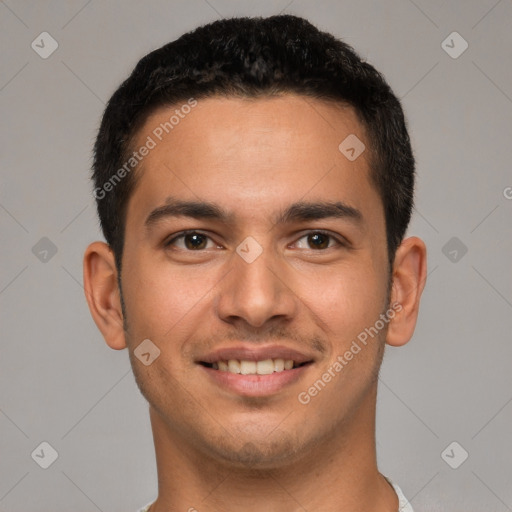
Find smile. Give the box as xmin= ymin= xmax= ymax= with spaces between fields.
xmin=200 ymin=358 xmax=311 ymax=375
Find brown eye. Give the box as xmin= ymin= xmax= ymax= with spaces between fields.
xmin=183 ymin=233 xmax=208 ymax=250
xmin=293 ymin=231 xmax=341 ymax=250
xmin=165 ymin=231 xmax=214 ymax=250
xmin=307 ymin=232 xmax=330 ymax=249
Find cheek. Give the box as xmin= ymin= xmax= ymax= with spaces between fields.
xmin=295 ymin=267 xmax=387 ymax=416
xmin=121 ymin=249 xmax=223 ymax=340
xmin=296 ymin=261 xmax=386 ymax=339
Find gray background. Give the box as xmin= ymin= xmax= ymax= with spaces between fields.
xmin=1 ymin=1 xmax=511 ymax=511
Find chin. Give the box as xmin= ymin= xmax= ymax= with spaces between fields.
xmin=204 ymin=431 xmax=304 ymax=471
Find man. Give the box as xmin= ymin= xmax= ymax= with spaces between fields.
xmin=83 ymin=15 xmax=426 ymax=512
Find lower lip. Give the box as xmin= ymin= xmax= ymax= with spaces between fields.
xmin=199 ymin=364 xmax=312 ymax=397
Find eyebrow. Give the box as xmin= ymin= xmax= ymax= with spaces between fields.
xmin=144 ymin=197 xmax=363 ymax=230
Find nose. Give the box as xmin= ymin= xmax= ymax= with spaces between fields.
xmin=215 ymin=242 xmax=298 ymax=329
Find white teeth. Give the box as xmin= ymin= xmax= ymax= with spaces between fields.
xmin=240 ymin=360 xmax=257 ymax=375
xmin=228 ymin=359 xmax=241 ymax=374
xmin=212 ymin=358 xmax=297 ymax=375
xmin=274 ymin=358 xmax=285 ymax=372
xmin=256 ymin=359 xmax=274 ymax=375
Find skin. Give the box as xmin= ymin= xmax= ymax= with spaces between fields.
xmin=83 ymin=95 xmax=427 ymax=512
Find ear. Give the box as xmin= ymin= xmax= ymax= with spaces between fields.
xmin=386 ymin=236 xmax=427 ymax=347
xmin=83 ymin=241 xmax=127 ymax=350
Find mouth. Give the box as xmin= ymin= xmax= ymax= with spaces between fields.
xmin=199 ymin=358 xmax=312 ymax=375
xmin=196 ymin=346 xmax=315 ymax=396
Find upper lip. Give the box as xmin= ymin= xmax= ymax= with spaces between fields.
xmin=197 ymin=345 xmax=315 ymax=365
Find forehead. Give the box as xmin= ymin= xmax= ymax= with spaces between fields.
xmin=127 ymin=94 xmax=381 ymax=227
xmin=137 ymin=94 xmax=368 ymax=168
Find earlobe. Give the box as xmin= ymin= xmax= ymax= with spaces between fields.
xmin=386 ymin=236 xmax=427 ymax=347
xmin=83 ymin=241 xmax=127 ymax=350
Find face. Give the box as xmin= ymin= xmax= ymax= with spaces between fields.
xmin=113 ymin=95 xmax=393 ymax=467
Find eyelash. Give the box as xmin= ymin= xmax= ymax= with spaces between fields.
xmin=163 ymin=229 xmax=346 ymax=251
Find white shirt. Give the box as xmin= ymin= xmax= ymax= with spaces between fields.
xmin=390 ymin=481 xmax=415 ymax=511
xmin=137 ymin=480 xmax=414 ymax=511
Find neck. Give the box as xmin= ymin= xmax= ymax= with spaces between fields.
xmin=147 ymin=384 xmax=398 ymax=512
